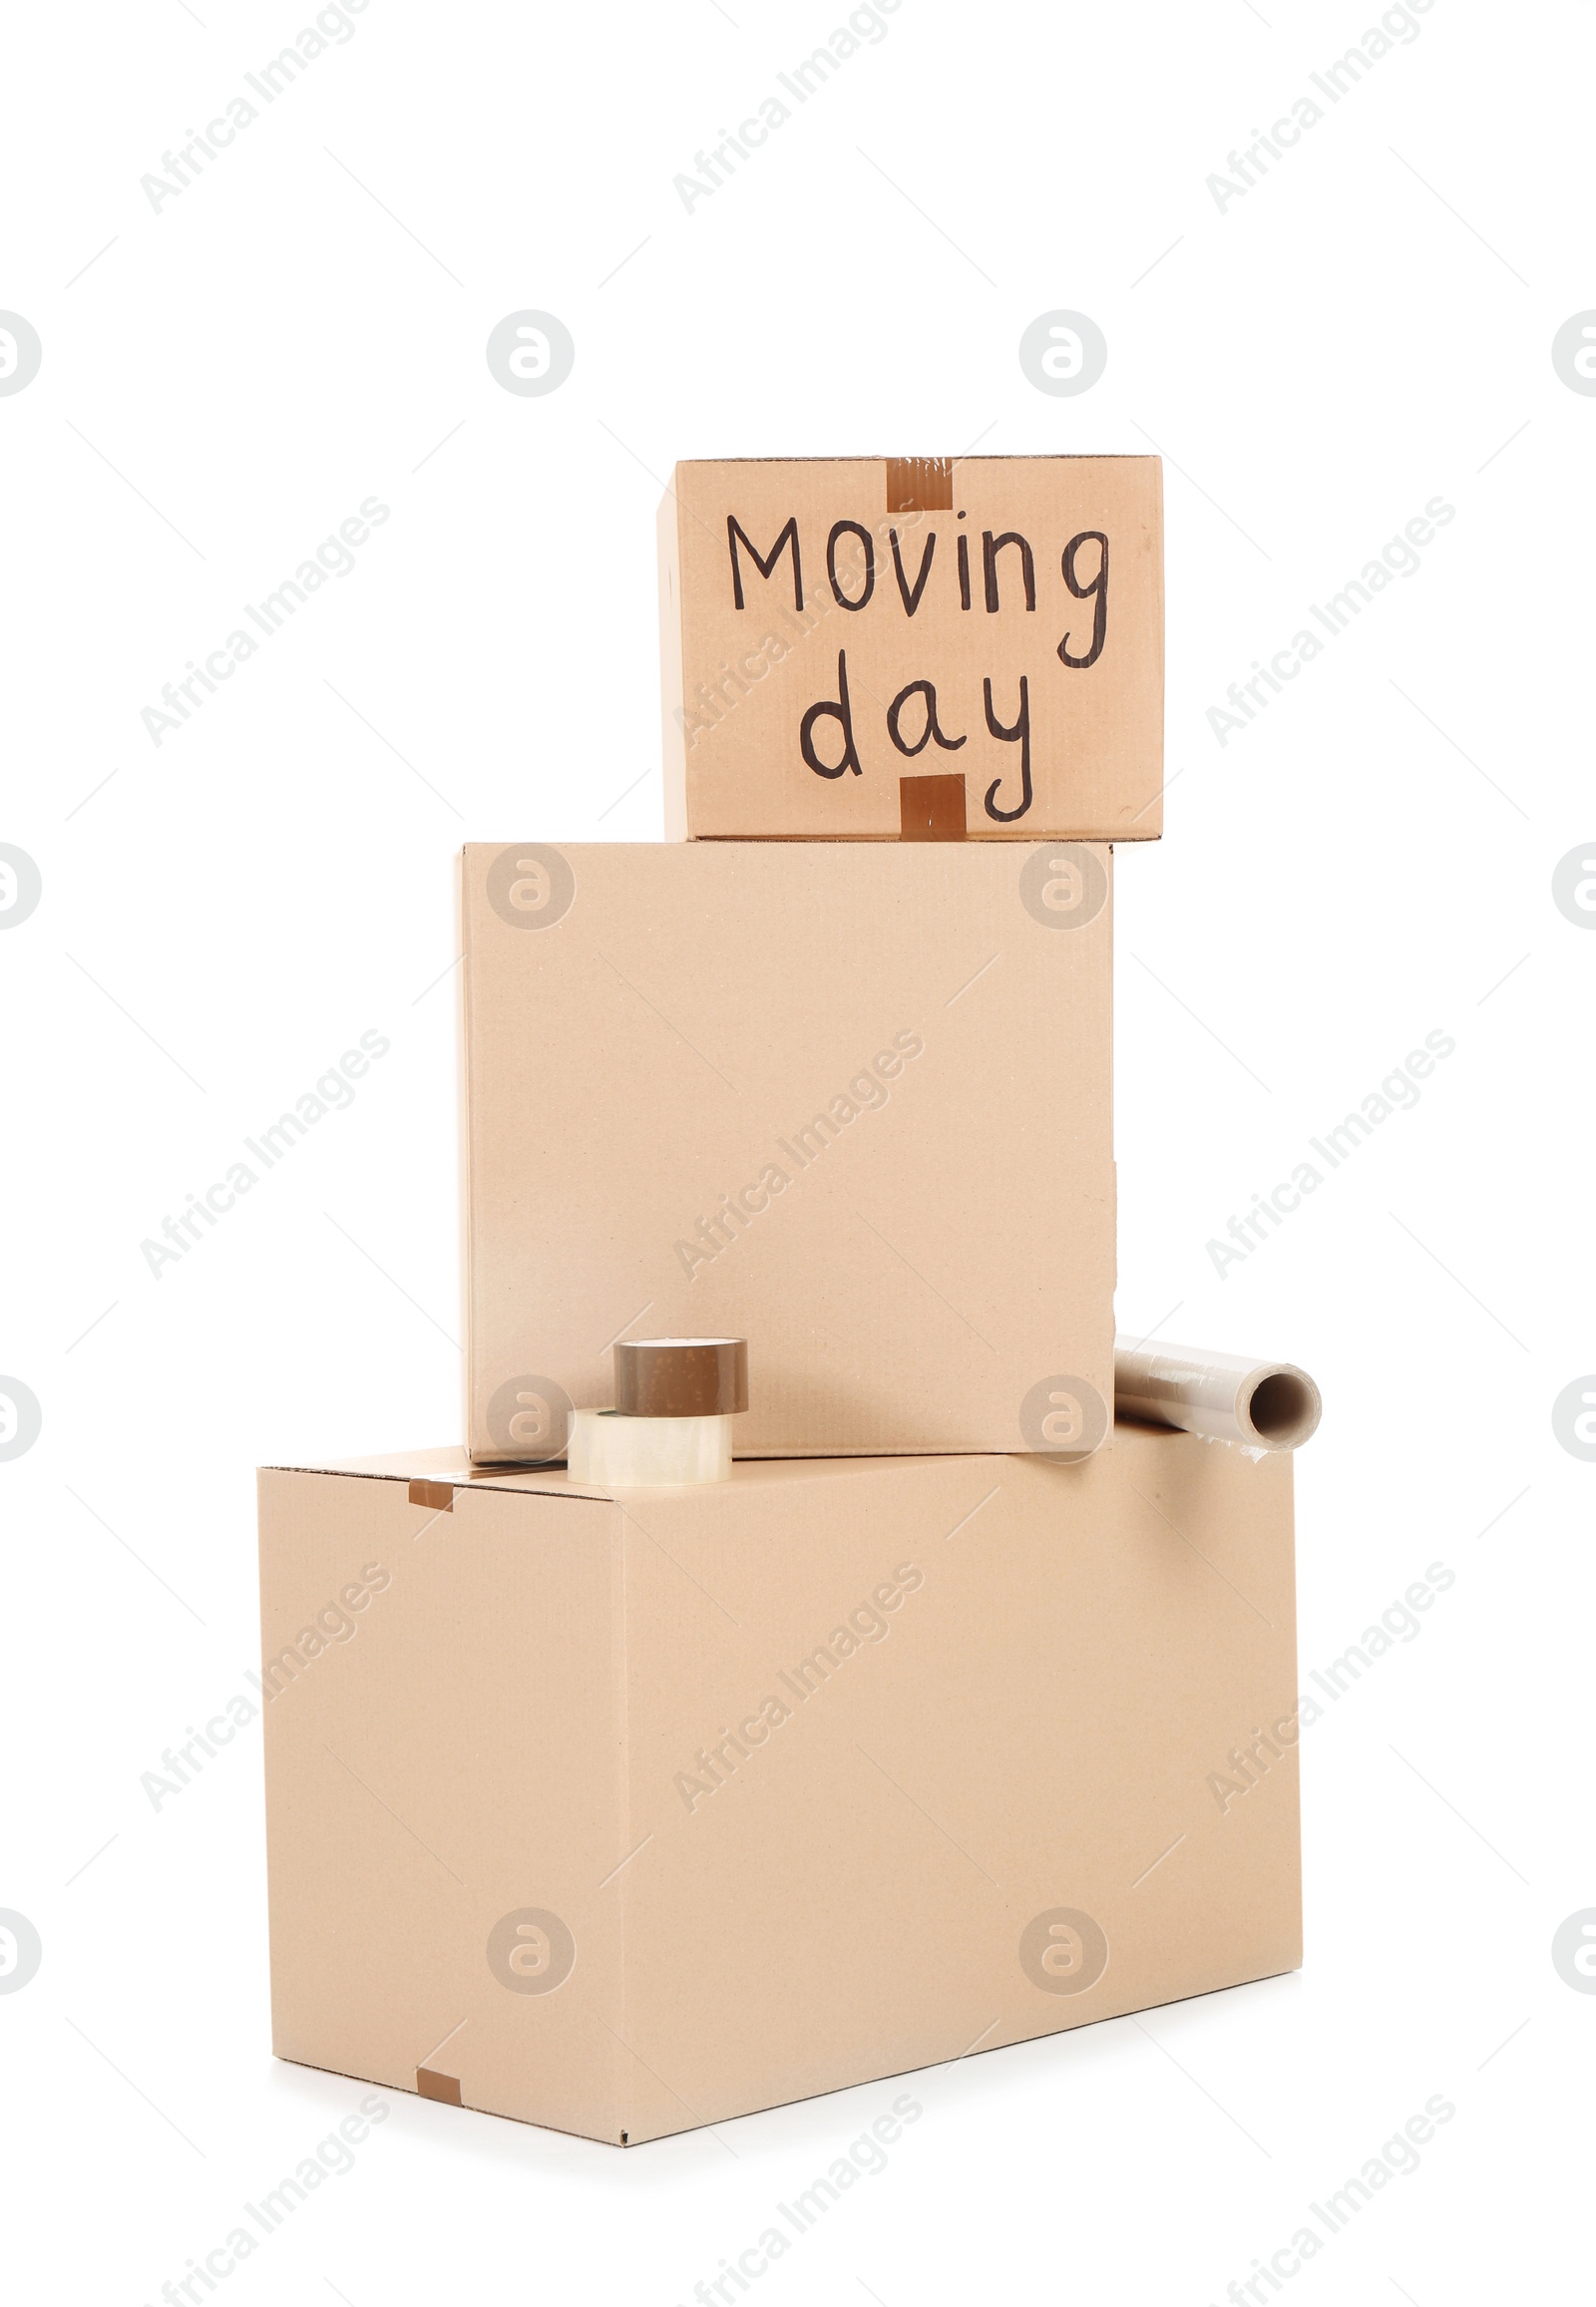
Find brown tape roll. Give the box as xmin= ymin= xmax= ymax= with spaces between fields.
xmin=613 ymin=1338 xmax=748 ymax=1418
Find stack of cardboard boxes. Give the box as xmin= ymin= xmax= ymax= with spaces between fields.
xmin=259 ymin=457 xmax=1303 ymax=2146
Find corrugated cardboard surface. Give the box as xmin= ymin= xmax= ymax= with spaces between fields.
xmin=462 ymin=841 xmax=1114 ymax=1463
xmin=259 ymin=1429 xmax=1300 ymax=2145
xmin=660 ymin=457 xmax=1163 ymax=841
xmin=259 ymin=1463 xmax=628 ymax=2142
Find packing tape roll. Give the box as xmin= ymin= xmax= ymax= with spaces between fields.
xmin=567 ymin=1408 xmax=733 ymax=1487
xmin=1114 ymin=1337 xmax=1322 ymax=1452
xmin=613 ymin=1337 xmax=748 ymax=1419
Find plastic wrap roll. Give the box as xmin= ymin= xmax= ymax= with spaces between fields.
xmin=1114 ymin=1337 xmax=1322 ymax=1452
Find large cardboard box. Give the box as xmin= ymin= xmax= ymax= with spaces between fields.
xmin=658 ymin=457 xmax=1163 ymax=842
xmin=258 ymin=1429 xmax=1301 ymax=2146
xmin=460 ymin=840 xmax=1115 ymax=1464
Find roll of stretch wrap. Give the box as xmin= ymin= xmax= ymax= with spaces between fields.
xmin=1113 ymin=1338 xmax=1322 ymax=1452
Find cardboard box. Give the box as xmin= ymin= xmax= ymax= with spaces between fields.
xmin=658 ymin=457 xmax=1164 ymax=842
xmin=258 ymin=1428 xmax=1301 ymax=2146
xmin=461 ymin=840 xmax=1114 ymax=1464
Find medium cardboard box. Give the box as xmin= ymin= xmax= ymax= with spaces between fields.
xmin=658 ymin=456 xmax=1164 ymax=842
xmin=460 ymin=840 xmax=1114 ymax=1464
xmin=258 ymin=1428 xmax=1301 ymax=2146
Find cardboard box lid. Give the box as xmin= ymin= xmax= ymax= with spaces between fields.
xmin=261 ymin=1444 xmax=995 ymax=1502
xmin=261 ymin=1445 xmax=603 ymax=1500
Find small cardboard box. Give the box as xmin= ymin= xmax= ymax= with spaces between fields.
xmin=460 ymin=840 xmax=1115 ymax=1464
xmin=258 ymin=1429 xmax=1301 ymax=2146
xmin=658 ymin=457 xmax=1163 ymax=842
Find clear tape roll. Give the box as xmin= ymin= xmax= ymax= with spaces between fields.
xmin=567 ymin=1408 xmax=733 ymax=1486
xmin=1114 ymin=1337 xmax=1322 ymax=1452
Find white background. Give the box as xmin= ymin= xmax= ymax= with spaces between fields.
xmin=2 ymin=0 xmax=1590 ymax=2298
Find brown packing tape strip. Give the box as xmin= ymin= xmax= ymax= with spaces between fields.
xmin=407 ymin=1479 xmax=455 ymax=1511
xmin=899 ymin=773 xmax=967 ymax=841
xmin=416 ymin=2069 xmax=462 ymax=2105
xmin=614 ymin=1338 xmax=748 ymax=1418
xmin=885 ymin=457 xmax=953 ymax=513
